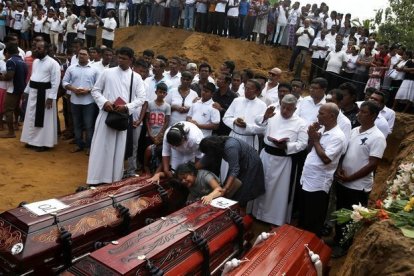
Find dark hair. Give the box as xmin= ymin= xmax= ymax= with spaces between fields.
xmin=199 ymin=136 xmax=228 ymax=157
xmin=365 ymin=87 xmax=377 ymax=97
xmin=278 ymin=82 xmax=292 ymax=92
xmin=3 ymin=35 xmax=17 ymax=44
xmin=339 ymin=82 xmax=357 ymax=98
xmin=156 ymin=82 xmax=168 ymax=91
xmin=117 ymin=47 xmax=134 ymax=59
xmin=89 ymin=46 xmax=101 ymax=54
xmin=247 ymin=79 xmax=262 ymax=91
xmin=175 ymin=162 xmax=198 ymax=177
xmin=329 ymin=89 xmax=344 ymax=102
xmin=242 ymin=68 xmax=254 ymax=79
xmin=223 ymin=60 xmax=235 ymax=74
xmin=253 ymin=73 xmax=267 ymax=83
xmin=102 ymin=47 xmax=114 ymax=54
xmin=220 ymin=73 xmax=232 ymax=84
xmin=78 ymin=46 xmax=89 ymax=53
xmin=232 ymin=71 xmax=241 ymax=79
xmin=361 ymin=101 xmax=380 ymax=117
xmin=373 ymin=90 xmax=387 ymax=104
xmin=156 ymin=55 xmax=168 ymax=64
xmin=311 ymin=77 xmax=328 ymax=89
xmin=203 ymin=82 xmax=216 ymax=93
xmin=4 ymin=43 xmax=18 ymax=55
xmin=181 ymin=70 xmax=193 ymax=79
xmin=166 ymin=123 xmax=187 ymax=146
xmin=143 ymin=49 xmax=155 ymax=57
xmin=199 ymin=62 xmax=212 ymax=72
xmin=133 ymin=58 xmax=149 ymax=69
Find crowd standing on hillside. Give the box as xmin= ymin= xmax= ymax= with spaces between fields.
xmin=0 ymin=0 xmax=412 ymax=260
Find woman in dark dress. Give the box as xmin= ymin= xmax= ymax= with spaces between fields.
xmin=198 ymin=136 xmax=265 ymax=207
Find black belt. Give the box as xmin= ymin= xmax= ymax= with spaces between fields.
xmin=264 ymin=144 xmax=287 ymax=156
xmin=30 ymin=80 xmax=52 ymax=128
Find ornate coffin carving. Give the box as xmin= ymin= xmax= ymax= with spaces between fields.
xmin=0 ymin=176 xmax=186 ymax=275
xmin=65 ymin=201 xmax=253 ymax=275
xmin=227 ymin=224 xmax=331 ymax=276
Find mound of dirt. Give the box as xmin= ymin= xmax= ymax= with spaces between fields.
xmin=339 ymin=220 xmax=414 ymax=275
xmin=114 ymin=26 xmax=308 ymax=80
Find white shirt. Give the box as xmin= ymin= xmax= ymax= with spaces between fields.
xmin=375 ymin=115 xmax=391 ymax=138
xmin=32 ymin=17 xmax=45 ymax=33
xmin=162 ymin=121 xmax=204 ymax=169
xmin=277 ymin=6 xmax=288 ymax=25
xmin=311 ymin=37 xmax=329 ymax=59
xmin=288 ymin=8 xmax=301 ymax=25
xmin=340 ymin=126 xmax=387 ymax=191
xmin=296 ymin=27 xmax=314 ymax=48
xmin=223 ymin=97 xmax=267 ymax=136
xmin=163 ymin=71 xmax=181 ymax=89
xmin=27 ymin=55 xmax=61 ymax=100
xmin=297 ymin=95 xmax=326 ymax=127
xmin=325 ymin=51 xmax=347 ymax=74
xmin=215 ymin=0 xmax=228 ymax=13
xmin=301 ymin=125 xmax=347 ymax=193
xmin=261 ymin=82 xmax=279 ymax=106
xmin=337 ymin=111 xmax=352 ymax=147
xmin=165 ymin=88 xmax=199 ymax=126
xmin=380 ymin=106 xmax=395 ymax=132
xmin=144 ymin=76 xmax=171 ymax=102
xmin=102 ymin=17 xmax=117 ymax=41
xmin=187 ymin=98 xmax=221 ymax=137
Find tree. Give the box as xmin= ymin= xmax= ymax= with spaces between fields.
xmin=376 ymin=0 xmax=414 ymax=48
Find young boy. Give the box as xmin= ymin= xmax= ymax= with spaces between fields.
xmin=144 ymin=82 xmax=171 ymax=174
xmin=20 ymin=11 xmax=31 ymax=50
xmin=186 ymin=82 xmax=220 ymax=137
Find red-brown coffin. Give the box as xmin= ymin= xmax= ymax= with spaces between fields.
xmin=0 ymin=176 xmax=186 ymax=275
xmin=65 ymin=201 xmax=253 ymax=276
xmin=227 ymin=224 xmax=331 ymax=276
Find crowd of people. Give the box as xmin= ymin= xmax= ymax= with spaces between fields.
xmin=0 ymin=0 xmax=411 ymax=261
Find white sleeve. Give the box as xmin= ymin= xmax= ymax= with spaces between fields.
xmin=91 ymin=70 xmax=108 ymax=109
xmin=126 ymin=73 xmax=147 ymax=115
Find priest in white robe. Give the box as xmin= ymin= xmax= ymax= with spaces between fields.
xmin=21 ymin=41 xmax=61 ymax=150
xmin=87 ymin=47 xmax=146 ymax=185
xmin=223 ymin=79 xmax=267 ymax=150
xmin=251 ymin=94 xmax=308 ymax=226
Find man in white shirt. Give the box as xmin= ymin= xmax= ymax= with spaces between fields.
xmin=163 ymin=56 xmax=181 ymax=89
xmin=261 ymin=67 xmax=281 ymax=106
xmin=100 ymin=10 xmax=117 ymax=49
xmin=333 ymin=101 xmax=386 ymax=257
xmin=223 ymin=79 xmax=266 ymax=150
xmin=288 ymin=18 xmax=314 ymax=72
xmin=298 ymin=77 xmax=327 ymax=127
xmin=187 ymin=82 xmax=220 ymax=137
xmin=369 ymin=90 xmax=395 ymax=133
xmin=299 ymin=103 xmax=347 ymax=237
xmin=324 ymin=41 xmax=347 ymax=91
xmin=62 ymin=47 xmax=100 ymax=154
xmin=309 ymin=29 xmax=329 ymax=82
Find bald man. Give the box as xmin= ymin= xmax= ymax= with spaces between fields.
xmin=261 ymin=67 xmax=282 ymax=106
xmin=299 ymin=103 xmax=347 ymax=237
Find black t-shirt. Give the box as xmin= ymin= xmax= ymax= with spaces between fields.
xmin=6 ymin=55 xmax=28 ymax=94
xmin=405 ymin=60 xmax=414 ymax=81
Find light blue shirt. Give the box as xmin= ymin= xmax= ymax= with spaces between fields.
xmin=62 ymin=62 xmax=99 ymax=105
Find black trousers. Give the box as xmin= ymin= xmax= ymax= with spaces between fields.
xmin=309 ymin=58 xmax=325 ymax=82
xmin=102 ymin=38 xmax=113 ymax=49
xmin=299 ymin=188 xmax=329 ymax=237
xmin=334 ymin=184 xmax=369 ymax=245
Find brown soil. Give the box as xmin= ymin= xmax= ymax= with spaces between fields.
xmin=0 ymin=26 xmax=412 ymax=275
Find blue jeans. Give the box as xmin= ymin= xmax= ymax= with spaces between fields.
xmin=71 ymin=103 xmax=98 ymax=149
xmin=184 ymin=4 xmax=195 ymax=30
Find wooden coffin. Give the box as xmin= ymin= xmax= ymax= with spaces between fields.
xmin=65 ymin=200 xmax=253 ymax=276
xmin=0 ymin=176 xmax=186 ymax=275
xmin=227 ymin=224 xmax=331 ymax=276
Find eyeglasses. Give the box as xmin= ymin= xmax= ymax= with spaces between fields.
xmin=269 ymin=72 xmax=280 ymax=76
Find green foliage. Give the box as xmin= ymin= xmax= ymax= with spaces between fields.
xmin=376 ymin=0 xmax=414 ymax=48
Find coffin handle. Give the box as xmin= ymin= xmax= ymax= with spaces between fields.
xmin=51 ymin=213 xmax=73 ymax=268
xmin=145 ymin=258 xmax=165 ymax=276
xmin=229 ymin=210 xmax=245 ymax=258
xmin=109 ymin=195 xmax=132 ymax=235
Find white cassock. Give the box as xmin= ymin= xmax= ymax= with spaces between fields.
xmin=21 ymin=55 xmax=61 ymax=147
xmin=86 ymin=67 xmax=146 ymax=185
xmin=251 ymin=112 xmax=308 ymax=226
xmin=223 ymin=97 xmax=267 ymax=150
